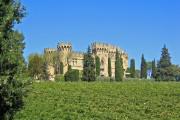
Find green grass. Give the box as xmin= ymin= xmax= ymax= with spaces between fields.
xmin=14 ymin=81 xmax=180 ymax=120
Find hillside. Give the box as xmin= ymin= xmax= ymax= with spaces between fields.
xmin=14 ymin=81 xmax=180 ymax=120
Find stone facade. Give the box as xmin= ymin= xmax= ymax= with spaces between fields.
xmin=44 ymin=42 xmax=128 ymax=81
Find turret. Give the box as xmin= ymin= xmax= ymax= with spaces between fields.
xmin=44 ymin=48 xmax=56 ymax=54
xmin=56 ymin=42 xmax=72 ymax=75
xmin=57 ymin=42 xmax=72 ymax=52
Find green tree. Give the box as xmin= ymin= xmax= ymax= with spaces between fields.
xmin=130 ymin=59 xmax=136 ymax=78
xmin=41 ymin=61 xmax=49 ymax=80
xmin=64 ymin=69 xmax=79 ymax=82
xmin=82 ymin=46 xmax=96 ymax=82
xmin=41 ymin=54 xmax=50 ymax=80
xmin=135 ymin=69 xmax=141 ymax=78
xmin=151 ymin=59 xmax=157 ymax=79
xmin=60 ymin=62 xmax=64 ymax=74
xmin=115 ymin=49 xmax=124 ymax=81
xmin=95 ymin=56 xmax=100 ymax=76
xmin=156 ymin=45 xmax=176 ymax=81
xmin=140 ymin=54 xmax=147 ymax=79
xmin=146 ymin=61 xmax=152 ymax=70
xmin=0 ymin=0 xmax=26 ymax=119
xmin=159 ymin=45 xmax=171 ymax=68
xmin=108 ymin=57 xmax=112 ymax=77
xmin=28 ymin=54 xmax=44 ymax=80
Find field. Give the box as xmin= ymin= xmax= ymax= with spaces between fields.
xmin=14 ymin=81 xmax=180 ymax=120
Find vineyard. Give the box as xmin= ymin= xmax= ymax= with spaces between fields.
xmin=14 ymin=81 xmax=180 ymax=120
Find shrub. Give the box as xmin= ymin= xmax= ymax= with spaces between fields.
xmin=55 ymin=74 xmax=64 ymax=82
xmin=64 ymin=70 xmax=79 ymax=82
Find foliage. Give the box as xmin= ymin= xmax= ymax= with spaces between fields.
xmin=95 ymin=56 xmax=100 ymax=76
xmin=146 ymin=61 xmax=153 ymax=70
xmin=14 ymin=81 xmax=180 ymax=120
xmin=28 ymin=53 xmax=51 ymax=80
xmin=0 ymin=0 xmax=26 ymax=119
xmin=115 ymin=49 xmax=124 ymax=81
xmin=130 ymin=59 xmax=136 ymax=78
xmin=96 ymin=76 xmax=113 ymax=82
xmin=135 ymin=69 xmax=141 ymax=78
xmin=157 ymin=64 xmax=180 ymax=81
xmin=28 ymin=54 xmax=44 ymax=80
xmin=156 ymin=45 xmax=178 ymax=81
xmin=55 ymin=74 xmax=64 ymax=82
xmin=60 ymin=62 xmax=64 ymax=74
xmin=152 ymin=59 xmax=157 ymax=79
xmin=41 ymin=61 xmax=49 ymax=80
xmin=0 ymin=77 xmax=25 ymax=120
xmin=82 ymin=46 xmax=96 ymax=82
xmin=158 ymin=45 xmax=172 ymax=68
xmin=64 ymin=69 xmax=79 ymax=82
xmin=0 ymin=4 xmax=25 ymax=76
xmin=140 ymin=54 xmax=147 ymax=79
xmin=68 ymin=64 xmax=72 ymax=71
xmin=108 ymin=57 xmax=112 ymax=77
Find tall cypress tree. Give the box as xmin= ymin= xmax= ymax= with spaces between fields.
xmin=0 ymin=0 xmax=26 ymax=119
xmin=95 ymin=56 xmax=100 ymax=76
xmin=151 ymin=59 xmax=157 ymax=79
xmin=115 ymin=49 xmax=124 ymax=81
xmin=140 ymin=54 xmax=147 ymax=79
xmin=82 ymin=46 xmax=96 ymax=82
xmin=108 ymin=57 xmax=112 ymax=77
xmin=130 ymin=59 xmax=136 ymax=78
xmin=60 ymin=62 xmax=64 ymax=74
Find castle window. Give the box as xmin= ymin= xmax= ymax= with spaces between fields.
xmin=72 ymin=59 xmax=78 ymax=65
xmin=75 ymin=59 xmax=78 ymax=64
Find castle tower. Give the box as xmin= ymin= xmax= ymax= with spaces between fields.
xmin=57 ymin=42 xmax=72 ymax=74
xmin=91 ymin=42 xmax=128 ymax=77
xmin=44 ymin=48 xmax=56 ymax=81
xmin=44 ymin=48 xmax=56 ymax=61
xmin=91 ymin=42 xmax=109 ymax=77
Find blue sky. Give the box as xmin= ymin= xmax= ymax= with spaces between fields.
xmin=16 ymin=0 xmax=180 ymax=69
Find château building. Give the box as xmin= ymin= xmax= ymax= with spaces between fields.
xmin=44 ymin=42 xmax=128 ymax=80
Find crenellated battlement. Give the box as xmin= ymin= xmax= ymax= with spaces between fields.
xmin=57 ymin=42 xmax=72 ymax=51
xmin=44 ymin=48 xmax=56 ymax=54
xmin=91 ymin=42 xmax=127 ymax=55
xmin=92 ymin=42 xmax=117 ymax=49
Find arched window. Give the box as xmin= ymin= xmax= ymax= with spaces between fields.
xmin=101 ymin=59 xmax=104 ymax=66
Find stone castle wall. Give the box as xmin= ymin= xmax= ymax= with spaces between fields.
xmin=91 ymin=42 xmax=128 ymax=77
xmin=44 ymin=42 xmax=128 ymax=80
